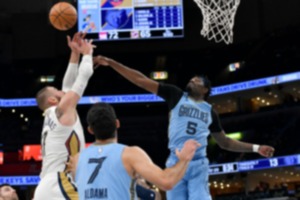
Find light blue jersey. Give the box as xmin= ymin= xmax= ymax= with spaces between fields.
xmin=168 ymin=92 xmax=212 ymax=158
xmin=75 ymin=143 xmax=135 ymax=200
xmin=158 ymin=83 xmax=222 ymax=200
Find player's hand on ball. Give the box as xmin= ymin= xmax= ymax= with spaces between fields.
xmin=258 ymin=145 xmax=275 ymax=158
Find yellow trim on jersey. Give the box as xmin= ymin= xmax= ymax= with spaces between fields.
xmin=66 ymin=131 xmax=80 ymax=156
xmin=58 ymin=172 xmax=78 ymax=200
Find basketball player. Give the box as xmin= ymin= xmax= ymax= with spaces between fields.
xmin=0 ymin=184 xmax=19 ymax=200
xmin=67 ymin=103 xmax=200 ymax=200
xmin=93 ymin=55 xmax=275 ymax=200
xmin=33 ymin=32 xmax=95 ymax=200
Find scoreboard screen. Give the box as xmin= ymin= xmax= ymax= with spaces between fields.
xmin=77 ymin=0 xmax=184 ymax=41
xmin=209 ymin=154 xmax=300 ymax=175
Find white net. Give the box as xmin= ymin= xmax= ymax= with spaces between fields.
xmin=193 ymin=0 xmax=241 ymax=44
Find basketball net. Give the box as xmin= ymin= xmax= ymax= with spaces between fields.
xmin=193 ymin=0 xmax=241 ymax=44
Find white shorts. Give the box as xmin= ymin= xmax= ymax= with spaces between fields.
xmin=34 ymin=172 xmax=78 ymax=200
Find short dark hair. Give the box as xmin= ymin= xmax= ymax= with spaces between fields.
xmin=86 ymin=103 xmax=117 ymax=140
xmin=36 ymin=86 xmax=50 ymax=110
xmin=197 ymin=75 xmax=211 ymax=100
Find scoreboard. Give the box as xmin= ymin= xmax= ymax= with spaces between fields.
xmin=209 ymin=154 xmax=300 ymax=175
xmin=77 ymin=0 xmax=184 ymax=41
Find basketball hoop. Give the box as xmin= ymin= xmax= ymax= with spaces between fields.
xmin=193 ymin=0 xmax=241 ymax=44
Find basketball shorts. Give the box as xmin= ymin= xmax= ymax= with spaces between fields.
xmin=33 ymin=172 xmax=78 ymax=200
xmin=166 ymin=154 xmax=211 ymax=200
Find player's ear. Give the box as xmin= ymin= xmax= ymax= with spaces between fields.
xmin=116 ymin=119 xmax=120 ymax=129
xmin=202 ymin=87 xmax=208 ymax=95
xmin=87 ymin=126 xmax=94 ymax=135
xmin=47 ymin=96 xmax=58 ymax=105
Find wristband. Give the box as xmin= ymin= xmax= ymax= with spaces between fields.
xmin=252 ymin=144 xmax=260 ymax=152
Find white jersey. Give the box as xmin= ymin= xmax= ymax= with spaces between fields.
xmin=40 ymin=106 xmax=85 ymax=178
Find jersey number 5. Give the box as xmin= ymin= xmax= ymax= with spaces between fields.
xmin=88 ymin=157 xmax=107 ymax=184
xmin=186 ymin=121 xmax=197 ymax=135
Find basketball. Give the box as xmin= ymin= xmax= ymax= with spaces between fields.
xmin=49 ymin=2 xmax=77 ymax=31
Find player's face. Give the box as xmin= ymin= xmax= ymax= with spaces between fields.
xmin=48 ymin=87 xmax=64 ymax=102
xmin=186 ymin=76 xmax=206 ymax=98
xmin=0 ymin=186 xmax=19 ymax=200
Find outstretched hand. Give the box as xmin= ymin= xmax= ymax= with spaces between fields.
xmin=93 ymin=55 xmax=110 ymax=69
xmin=71 ymin=39 xmax=96 ymax=55
xmin=67 ymin=32 xmax=87 ymax=54
xmin=258 ymin=145 xmax=275 ymax=158
xmin=175 ymin=139 xmax=201 ymax=162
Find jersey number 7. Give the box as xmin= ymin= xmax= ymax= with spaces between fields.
xmin=88 ymin=157 xmax=107 ymax=184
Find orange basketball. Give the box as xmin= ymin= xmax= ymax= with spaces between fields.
xmin=49 ymin=2 xmax=77 ymax=31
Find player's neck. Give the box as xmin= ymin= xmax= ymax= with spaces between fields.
xmin=188 ymin=95 xmax=204 ymax=102
xmin=94 ymin=138 xmax=116 ymax=145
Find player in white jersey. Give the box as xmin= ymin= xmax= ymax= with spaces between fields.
xmin=33 ymin=32 xmax=95 ymax=200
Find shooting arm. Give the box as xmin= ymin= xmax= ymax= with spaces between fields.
xmin=62 ymin=52 xmax=79 ymax=92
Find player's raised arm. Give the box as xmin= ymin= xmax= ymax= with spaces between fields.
xmin=62 ymin=32 xmax=86 ymax=92
xmin=125 ymin=139 xmax=200 ymax=191
xmin=93 ymin=55 xmax=159 ymax=94
xmin=57 ymin=39 xmax=95 ymax=126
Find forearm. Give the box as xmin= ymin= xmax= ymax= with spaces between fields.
xmin=107 ymin=58 xmax=148 ymax=88
xmin=69 ymin=51 xmax=80 ymax=63
xmin=71 ymin=54 xmax=93 ymax=97
xmin=222 ymin=137 xmax=256 ymax=152
xmin=161 ymin=160 xmax=189 ymax=190
xmin=62 ymin=52 xmax=80 ymax=92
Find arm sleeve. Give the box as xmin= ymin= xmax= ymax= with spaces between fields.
xmin=157 ymin=83 xmax=183 ymax=110
xmin=71 ymin=55 xmax=93 ymax=97
xmin=62 ymin=63 xmax=78 ymax=92
xmin=209 ymin=109 xmax=223 ymax=133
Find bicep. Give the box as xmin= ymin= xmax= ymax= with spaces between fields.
xmin=57 ymin=91 xmax=80 ymax=125
xmin=157 ymin=83 xmax=183 ymax=110
xmin=139 ymin=78 xmax=159 ymax=94
xmin=209 ymin=109 xmax=223 ymax=132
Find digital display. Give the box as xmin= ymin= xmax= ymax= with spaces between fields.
xmin=209 ymin=154 xmax=300 ymax=175
xmin=22 ymin=143 xmax=92 ymax=161
xmin=23 ymin=145 xmax=42 ymax=161
xmin=1 ymin=71 xmax=300 ymax=107
xmin=0 ymin=152 xmax=3 ymax=165
xmin=77 ymin=0 xmax=184 ymax=41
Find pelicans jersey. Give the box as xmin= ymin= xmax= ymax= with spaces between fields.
xmin=34 ymin=106 xmax=85 ymax=200
xmin=76 ymin=143 xmax=136 ymax=200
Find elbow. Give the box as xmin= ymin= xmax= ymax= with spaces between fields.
xmin=159 ymin=179 xmax=175 ymax=191
xmin=218 ymin=139 xmax=231 ymax=150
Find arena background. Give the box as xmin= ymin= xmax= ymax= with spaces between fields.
xmin=0 ymin=0 xmax=300 ymax=199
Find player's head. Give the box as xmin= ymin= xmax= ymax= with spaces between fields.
xmin=36 ymin=86 xmax=64 ymax=111
xmin=86 ymin=103 xmax=119 ymax=140
xmin=0 ymin=184 xmax=19 ymax=200
xmin=186 ymin=75 xmax=211 ymax=100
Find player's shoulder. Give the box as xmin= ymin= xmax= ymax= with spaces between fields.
xmin=124 ymin=145 xmax=143 ymax=153
xmin=123 ymin=146 xmax=146 ymax=160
